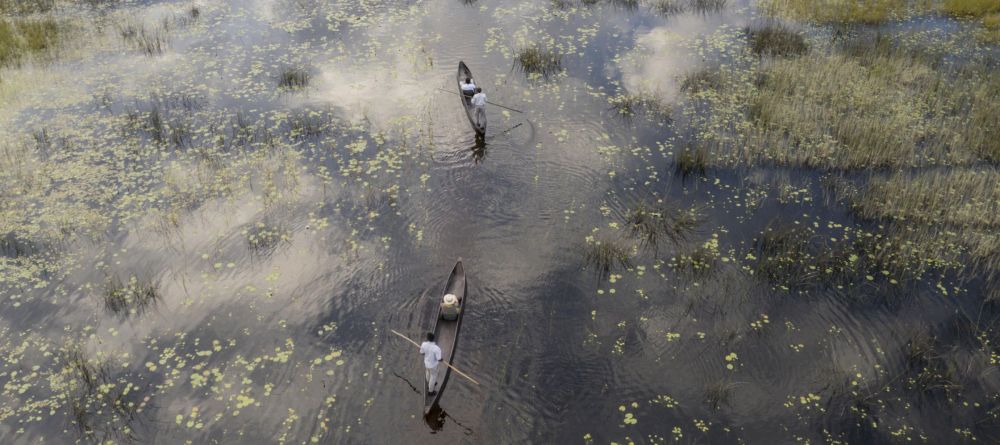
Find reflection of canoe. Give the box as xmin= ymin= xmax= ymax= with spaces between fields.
xmin=424 ymin=261 xmax=467 ymax=414
xmin=457 ymin=62 xmax=486 ymax=136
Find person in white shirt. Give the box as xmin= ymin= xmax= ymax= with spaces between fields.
xmin=461 ymin=77 xmax=476 ymax=97
xmin=420 ymin=332 xmax=443 ymax=394
xmin=471 ymin=88 xmax=487 ymax=127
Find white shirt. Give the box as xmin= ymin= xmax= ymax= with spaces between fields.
xmin=461 ymin=82 xmax=476 ymax=92
xmin=420 ymin=341 xmax=442 ymax=369
xmin=471 ymin=92 xmax=487 ymax=107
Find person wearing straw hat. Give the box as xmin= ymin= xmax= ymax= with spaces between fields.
xmin=440 ymin=293 xmax=460 ymax=321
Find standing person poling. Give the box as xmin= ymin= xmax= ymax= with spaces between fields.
xmin=420 ymin=333 xmax=443 ymax=395
xmin=471 ymin=87 xmax=487 ymax=127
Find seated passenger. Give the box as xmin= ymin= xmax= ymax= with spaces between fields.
xmin=461 ymin=78 xmax=476 ymax=97
xmin=440 ymin=293 xmax=460 ymax=321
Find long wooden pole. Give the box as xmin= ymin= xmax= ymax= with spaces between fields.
xmin=435 ymin=88 xmax=525 ymax=113
xmin=390 ymin=329 xmax=481 ymax=386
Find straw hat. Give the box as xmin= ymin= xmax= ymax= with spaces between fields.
xmin=443 ymin=294 xmax=457 ymax=305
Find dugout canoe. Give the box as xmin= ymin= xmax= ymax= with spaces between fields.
xmin=457 ymin=62 xmax=486 ymax=136
xmin=424 ymin=260 xmax=467 ymax=413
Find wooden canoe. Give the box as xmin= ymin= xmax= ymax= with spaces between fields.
xmin=424 ymin=260 xmax=468 ymax=414
xmin=457 ymin=62 xmax=486 ymax=136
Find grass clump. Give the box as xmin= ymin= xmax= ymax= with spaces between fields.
xmin=0 ymin=18 xmax=62 ymax=67
xmin=762 ymin=0 xmax=905 ymax=24
xmin=118 ymin=21 xmax=168 ymax=56
xmin=680 ymin=67 xmax=722 ymax=93
xmin=244 ymin=221 xmax=291 ymax=256
xmin=625 ymin=202 xmax=703 ymax=252
xmin=746 ymin=23 xmax=808 ymax=57
xmin=278 ymin=66 xmax=310 ymax=90
xmin=515 ymin=45 xmax=562 ymax=77
xmin=60 ymin=348 xmax=144 ymax=443
xmin=608 ymin=92 xmax=672 ymax=120
xmin=653 ymin=0 xmax=727 ymax=16
xmin=668 ymin=235 xmax=720 ymax=276
xmin=654 ymin=0 xmax=686 ymax=16
xmin=103 ymin=275 xmax=160 ymax=318
xmin=689 ymin=0 xmax=727 ymax=14
xmin=584 ymin=238 xmax=634 ymax=277
xmin=675 ymin=144 xmax=708 ymax=177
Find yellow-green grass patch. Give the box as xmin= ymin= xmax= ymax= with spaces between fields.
xmin=942 ymin=0 xmax=1000 ymax=17
xmin=762 ymin=0 xmax=907 ymax=24
xmin=0 ymin=17 xmax=62 ymax=67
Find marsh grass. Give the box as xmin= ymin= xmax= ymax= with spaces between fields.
xmin=0 ymin=0 xmax=55 ymax=14
xmin=584 ymin=238 xmax=634 ymax=277
xmin=62 ymin=348 xmax=142 ymax=443
xmin=762 ymin=0 xmax=906 ymax=24
xmin=625 ymin=202 xmax=703 ymax=252
xmin=680 ymin=67 xmax=722 ymax=93
xmin=653 ymin=0 xmax=686 ymax=16
xmin=942 ymin=0 xmax=1000 ymax=17
xmin=668 ymin=242 xmax=718 ymax=276
xmin=0 ymin=18 xmax=62 ymax=67
xmin=607 ymin=0 xmax=640 ymax=10
xmin=740 ymin=45 xmax=1000 ymax=169
xmin=515 ymin=45 xmax=562 ymax=77
xmin=854 ymin=169 xmax=1000 ymax=229
xmin=118 ymin=20 xmax=168 ymax=56
xmin=654 ymin=0 xmax=727 ymax=15
xmin=244 ymin=221 xmax=291 ymax=256
xmin=278 ymin=66 xmax=311 ymax=90
xmin=749 ymin=225 xmax=849 ymax=290
xmin=675 ymin=143 xmax=708 ymax=177
xmin=746 ymin=23 xmax=808 ymax=57
xmin=689 ymin=0 xmax=727 ymax=14
xmin=103 ymin=275 xmax=160 ymax=317
xmin=847 ymin=169 xmax=1000 ymax=285
xmin=981 ymin=13 xmax=1000 ymax=42
xmin=608 ymin=92 xmax=672 ymax=120
xmin=288 ymin=110 xmax=329 ymax=139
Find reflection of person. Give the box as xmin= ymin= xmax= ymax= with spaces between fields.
xmin=420 ymin=333 xmax=443 ymax=395
xmin=440 ymin=293 xmax=460 ymax=321
xmin=461 ymin=78 xmax=476 ymax=97
xmin=471 ymin=88 xmax=487 ymax=127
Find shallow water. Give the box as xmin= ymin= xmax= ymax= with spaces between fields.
xmin=1 ymin=0 xmax=999 ymax=443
